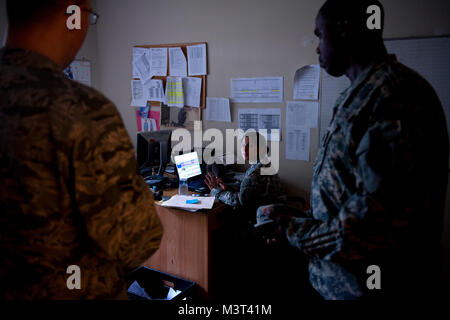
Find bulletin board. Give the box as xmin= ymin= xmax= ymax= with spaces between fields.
xmin=133 ymin=42 xmax=208 ymax=108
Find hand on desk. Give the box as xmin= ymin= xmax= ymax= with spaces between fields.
xmin=204 ymin=172 xmax=227 ymax=191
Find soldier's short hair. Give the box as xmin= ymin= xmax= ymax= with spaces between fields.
xmin=6 ymin=0 xmax=85 ymax=27
xmin=319 ymin=0 xmax=385 ymax=39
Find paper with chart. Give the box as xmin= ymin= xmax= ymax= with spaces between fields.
xmin=149 ymin=48 xmax=168 ymax=77
xmin=231 ymin=77 xmax=283 ymax=103
xmin=286 ymin=127 xmax=310 ymax=161
xmin=293 ymin=64 xmax=320 ymax=100
xmin=169 ymin=47 xmax=187 ymax=77
xmin=130 ymin=79 xmax=147 ymax=106
xmin=286 ymin=101 xmax=319 ymax=128
xmin=182 ymin=77 xmax=202 ymax=108
xmin=143 ymin=79 xmax=165 ymax=102
xmin=187 ymin=44 xmax=207 ymax=76
xmin=285 ymin=101 xmax=318 ymax=161
xmin=238 ymin=108 xmax=281 ymax=141
xmin=134 ymin=51 xmax=152 ymax=83
xmin=132 ymin=47 xmax=148 ymax=78
xmin=206 ymin=98 xmax=231 ymax=122
xmin=165 ymin=77 xmax=184 ymax=107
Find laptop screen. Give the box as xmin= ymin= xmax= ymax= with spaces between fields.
xmin=174 ymin=152 xmax=202 ymax=180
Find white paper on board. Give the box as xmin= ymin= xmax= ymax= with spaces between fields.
xmin=187 ymin=44 xmax=207 ymax=76
xmin=169 ymin=47 xmax=187 ymax=77
xmin=182 ymin=77 xmax=202 ymax=108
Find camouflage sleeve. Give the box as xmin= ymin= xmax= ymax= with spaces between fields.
xmin=286 ymin=119 xmax=408 ymax=261
xmin=211 ymin=173 xmax=258 ymax=210
xmin=72 ymin=98 xmax=163 ymax=271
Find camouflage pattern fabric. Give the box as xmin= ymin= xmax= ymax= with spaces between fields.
xmin=285 ymin=55 xmax=449 ymax=299
xmin=0 ymin=48 xmax=163 ymax=299
xmin=211 ymin=162 xmax=287 ymax=221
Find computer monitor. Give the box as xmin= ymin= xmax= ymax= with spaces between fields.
xmin=174 ymin=152 xmax=202 ymax=181
xmin=136 ymin=130 xmax=172 ymax=176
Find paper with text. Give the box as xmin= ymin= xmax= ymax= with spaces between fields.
xmin=134 ymin=51 xmax=152 ymax=83
xmin=293 ymin=65 xmax=321 ymax=101
xmin=143 ymin=79 xmax=165 ymax=102
xmin=206 ymin=98 xmax=231 ymax=122
xmin=149 ymin=48 xmax=168 ymax=77
xmin=169 ymin=47 xmax=187 ymax=77
xmin=132 ymin=47 xmax=148 ymax=79
xmin=286 ymin=101 xmax=319 ymax=128
xmin=231 ymin=77 xmax=283 ymax=103
xmin=182 ymin=77 xmax=202 ymax=108
xmin=131 ymin=79 xmax=147 ymax=107
xmin=165 ymin=76 xmax=184 ymax=107
xmin=187 ymin=44 xmax=207 ymax=76
xmin=286 ymin=127 xmax=310 ymax=161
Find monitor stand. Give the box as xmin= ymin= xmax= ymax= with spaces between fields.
xmin=144 ymin=175 xmax=167 ymax=188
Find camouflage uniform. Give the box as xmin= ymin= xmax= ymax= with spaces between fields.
xmin=0 ymin=48 xmax=163 ymax=299
xmin=285 ymin=55 xmax=449 ymax=299
xmin=211 ymin=162 xmax=286 ymax=222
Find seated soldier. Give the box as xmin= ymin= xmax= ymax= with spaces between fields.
xmin=204 ymin=131 xmax=286 ymax=224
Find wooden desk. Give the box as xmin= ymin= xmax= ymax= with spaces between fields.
xmin=143 ymin=189 xmax=226 ymax=299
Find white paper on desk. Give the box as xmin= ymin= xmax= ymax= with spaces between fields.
xmin=149 ymin=47 xmax=168 ymax=76
xmin=130 ymin=79 xmax=147 ymax=107
xmin=165 ymin=76 xmax=184 ymax=107
xmin=231 ymin=77 xmax=283 ymax=103
xmin=134 ymin=51 xmax=153 ymax=82
xmin=187 ymin=44 xmax=207 ymax=76
xmin=169 ymin=47 xmax=187 ymax=77
xmin=182 ymin=77 xmax=202 ymax=108
xmin=206 ymin=98 xmax=231 ymax=122
xmin=286 ymin=101 xmax=319 ymax=128
xmin=293 ymin=65 xmax=321 ymax=101
xmin=143 ymin=79 xmax=165 ymax=102
xmin=286 ymin=126 xmax=310 ymax=161
xmin=132 ymin=47 xmax=148 ymax=78
xmin=161 ymin=195 xmax=215 ymax=210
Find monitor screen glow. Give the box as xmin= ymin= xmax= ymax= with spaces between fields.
xmin=174 ymin=152 xmax=202 ymax=180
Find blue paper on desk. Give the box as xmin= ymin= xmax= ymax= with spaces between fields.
xmin=186 ymin=199 xmax=199 ymax=204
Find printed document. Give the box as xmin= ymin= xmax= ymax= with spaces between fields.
xmin=205 ymin=98 xmax=231 ymax=122
xmin=132 ymin=47 xmax=148 ymax=78
xmin=293 ymin=65 xmax=321 ymax=100
xmin=131 ymin=79 xmax=147 ymax=107
xmin=231 ymin=77 xmax=283 ymax=103
xmin=286 ymin=101 xmax=319 ymax=128
xmin=238 ymin=108 xmax=281 ymax=141
xmin=169 ymin=47 xmax=187 ymax=77
xmin=149 ymin=48 xmax=168 ymax=77
xmin=187 ymin=44 xmax=207 ymax=76
xmin=143 ymin=79 xmax=165 ymax=102
xmin=182 ymin=77 xmax=202 ymax=108
xmin=165 ymin=76 xmax=184 ymax=107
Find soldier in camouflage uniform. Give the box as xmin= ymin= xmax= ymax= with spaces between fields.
xmin=261 ymin=0 xmax=449 ymax=299
xmin=204 ymin=132 xmax=286 ymax=223
xmin=0 ymin=0 xmax=162 ymax=299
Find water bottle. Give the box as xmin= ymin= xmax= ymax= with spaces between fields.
xmin=178 ymin=178 xmax=189 ymax=195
